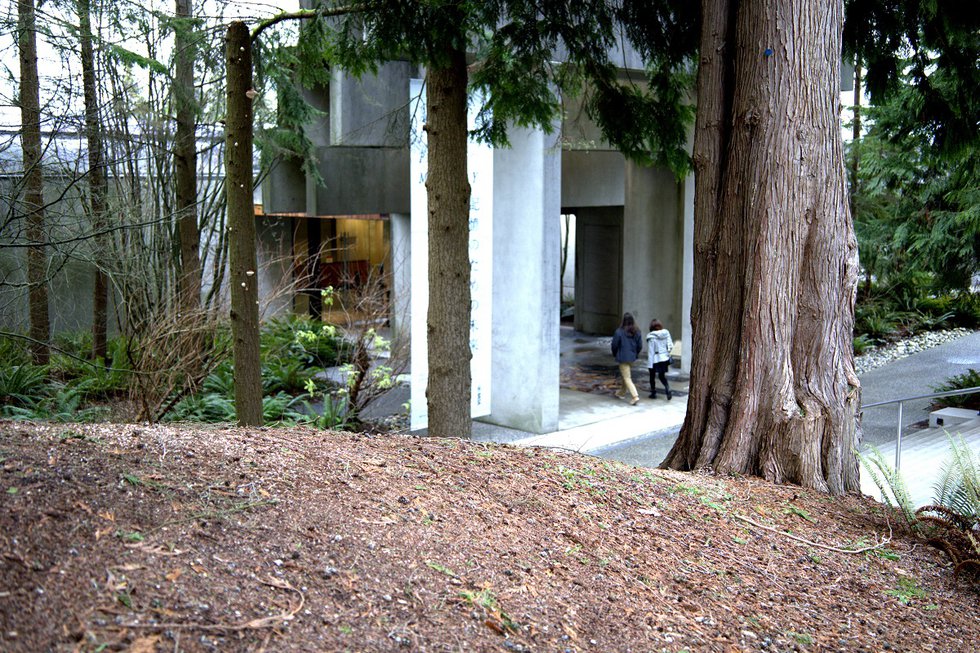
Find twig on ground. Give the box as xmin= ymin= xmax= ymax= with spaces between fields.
xmin=734 ymin=514 xmax=891 ymax=553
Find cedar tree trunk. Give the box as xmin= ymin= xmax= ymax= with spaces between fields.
xmin=225 ymin=21 xmax=263 ymax=426
xmin=175 ymin=0 xmax=202 ymax=315
xmin=662 ymin=0 xmax=862 ymax=494
xmin=79 ymin=0 xmax=108 ymax=361
xmin=424 ymin=45 xmax=472 ymax=439
xmin=18 ymin=0 xmax=49 ymax=364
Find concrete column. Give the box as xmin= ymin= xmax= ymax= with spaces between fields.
xmin=485 ymin=127 xmax=561 ymax=433
xmin=389 ymin=213 xmax=411 ymax=348
xmin=681 ymin=172 xmax=695 ymax=374
xmin=623 ymin=162 xmax=683 ymax=341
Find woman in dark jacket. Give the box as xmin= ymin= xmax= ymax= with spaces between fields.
xmin=611 ymin=312 xmax=643 ymax=405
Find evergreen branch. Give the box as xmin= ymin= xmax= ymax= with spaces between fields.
xmin=251 ymin=3 xmax=371 ymax=42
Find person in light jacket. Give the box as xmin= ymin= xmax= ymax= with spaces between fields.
xmin=646 ymin=319 xmax=672 ymax=400
xmin=611 ymin=312 xmax=643 ymax=405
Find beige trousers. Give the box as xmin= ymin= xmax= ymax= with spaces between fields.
xmin=618 ymin=362 xmax=639 ymax=401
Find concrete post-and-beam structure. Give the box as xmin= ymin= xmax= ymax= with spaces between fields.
xmin=483 ymin=127 xmax=562 ymax=433
xmin=261 ymin=53 xmax=695 ymax=434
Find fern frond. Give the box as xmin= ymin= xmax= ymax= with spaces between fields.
xmin=932 ymin=434 xmax=980 ymax=522
xmin=858 ymin=445 xmax=918 ymax=530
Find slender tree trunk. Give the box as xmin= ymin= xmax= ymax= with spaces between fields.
xmin=850 ymin=59 xmax=861 ymax=214
xmin=78 ymin=0 xmax=108 ymax=361
xmin=851 ymin=60 xmax=872 ymax=299
xmin=175 ymin=0 xmax=202 ymax=315
xmin=17 ymin=0 xmax=49 ymax=365
xmin=424 ymin=44 xmax=472 ymax=438
xmin=225 ymin=21 xmax=263 ymax=426
xmin=662 ymin=0 xmax=861 ymax=494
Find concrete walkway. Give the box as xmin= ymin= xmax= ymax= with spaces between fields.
xmin=470 ymin=327 xmax=979 ymax=508
xmin=471 ymin=325 xmax=690 ymax=453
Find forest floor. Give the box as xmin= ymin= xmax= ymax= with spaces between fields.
xmin=1 ymin=421 xmax=977 ymax=653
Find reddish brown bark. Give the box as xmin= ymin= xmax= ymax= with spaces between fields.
xmin=78 ymin=0 xmax=108 ymax=361
xmin=225 ymin=21 xmax=263 ymax=426
xmin=175 ymin=0 xmax=202 ymax=315
xmin=18 ymin=0 xmax=49 ymax=364
xmin=663 ymin=0 xmax=861 ymax=494
xmin=424 ymin=44 xmax=472 ymax=439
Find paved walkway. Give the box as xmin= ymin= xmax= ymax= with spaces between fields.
xmin=471 ymin=327 xmax=979 ymax=508
xmin=471 ymin=325 xmax=690 ymax=451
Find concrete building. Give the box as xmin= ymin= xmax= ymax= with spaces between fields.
xmin=261 ymin=57 xmax=695 ymax=435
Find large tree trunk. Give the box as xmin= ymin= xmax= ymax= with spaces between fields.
xmin=424 ymin=45 xmax=472 ymax=439
xmin=78 ymin=0 xmax=108 ymax=361
xmin=17 ymin=0 xmax=49 ymax=365
xmin=662 ymin=0 xmax=862 ymax=494
xmin=175 ymin=0 xmax=202 ymax=315
xmin=225 ymin=21 xmax=263 ymax=426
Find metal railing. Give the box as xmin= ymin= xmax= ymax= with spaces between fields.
xmin=862 ymin=386 xmax=980 ymax=470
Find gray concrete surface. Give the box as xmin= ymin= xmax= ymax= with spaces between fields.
xmin=859 ymin=331 xmax=980 ymax=447
xmin=399 ymin=328 xmax=979 ymax=497
xmin=598 ymin=331 xmax=980 ymax=471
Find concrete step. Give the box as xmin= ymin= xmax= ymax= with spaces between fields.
xmin=860 ymin=417 xmax=980 ymax=508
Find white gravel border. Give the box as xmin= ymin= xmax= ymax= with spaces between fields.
xmin=855 ymin=328 xmax=974 ymax=376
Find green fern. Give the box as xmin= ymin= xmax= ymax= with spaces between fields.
xmin=931 ymin=435 xmax=980 ymax=523
xmin=0 ymin=365 xmax=50 ymax=408
xmin=857 ymin=445 xmax=919 ymax=530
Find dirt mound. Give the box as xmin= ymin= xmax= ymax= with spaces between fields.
xmin=1 ymin=422 xmax=975 ymax=652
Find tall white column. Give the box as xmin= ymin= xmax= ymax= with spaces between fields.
xmin=486 ymin=127 xmax=561 ymax=433
xmin=389 ymin=213 xmax=411 ymax=348
xmin=681 ymin=172 xmax=695 ymax=374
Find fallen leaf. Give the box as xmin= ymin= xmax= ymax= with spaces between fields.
xmin=362 ymin=458 xmax=386 ymax=467
xmin=98 ymin=511 xmax=115 ymax=522
xmin=638 ymin=507 xmax=661 ymax=517
xmin=129 ymin=634 xmax=160 ymax=653
xmin=484 ymin=618 xmax=505 ymax=634
xmin=111 ymin=563 xmax=144 ymax=572
xmin=166 ymin=568 xmax=183 ymax=582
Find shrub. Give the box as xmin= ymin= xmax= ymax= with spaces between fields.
xmin=855 ymin=309 xmax=900 ymax=344
xmin=949 ymin=292 xmax=980 ymax=329
xmin=931 ymin=369 xmax=980 ymax=410
xmin=263 ymin=358 xmax=316 ymax=395
xmin=853 ymin=333 xmax=874 ymax=356
xmin=0 ymin=334 xmax=31 ymax=367
xmin=261 ymin=315 xmax=346 ymax=368
xmin=0 ymin=364 xmax=50 ymax=408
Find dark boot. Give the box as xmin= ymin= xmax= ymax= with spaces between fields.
xmin=664 ymin=383 xmax=672 ymax=400
xmin=648 ymin=369 xmax=656 ymax=398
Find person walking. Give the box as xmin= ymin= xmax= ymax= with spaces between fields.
xmin=611 ymin=312 xmax=643 ymax=405
xmin=646 ymin=318 xmax=672 ymax=400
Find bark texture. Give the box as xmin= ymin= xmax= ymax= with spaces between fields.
xmin=225 ymin=22 xmax=263 ymax=426
xmin=424 ymin=46 xmax=472 ymax=439
xmin=174 ymin=0 xmax=202 ymax=315
xmin=17 ymin=0 xmax=49 ymax=364
xmin=663 ymin=0 xmax=862 ymax=494
xmin=79 ymin=0 xmax=108 ymax=361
